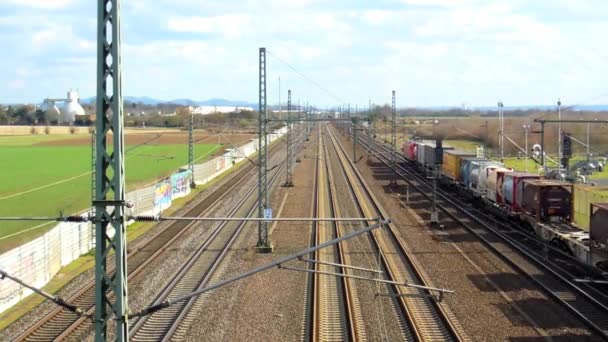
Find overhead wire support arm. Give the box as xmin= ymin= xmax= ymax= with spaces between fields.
xmin=130 ymin=221 xmax=386 ymax=318
xmin=131 ymin=215 xmax=380 ymax=223
xmin=0 ymin=269 xmax=90 ymax=317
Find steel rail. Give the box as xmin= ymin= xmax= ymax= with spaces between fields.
xmin=309 ymin=126 xmax=365 ymax=341
xmin=129 ymin=157 xmax=286 ymax=341
xmin=327 ymin=125 xmax=467 ymax=342
xmin=357 ymin=129 xmax=608 ymax=339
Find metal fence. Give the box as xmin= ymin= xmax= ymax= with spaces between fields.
xmin=0 ymin=129 xmax=286 ymax=313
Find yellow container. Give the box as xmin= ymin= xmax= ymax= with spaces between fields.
xmin=573 ymin=185 xmax=608 ymax=230
xmin=442 ymin=150 xmax=475 ymax=181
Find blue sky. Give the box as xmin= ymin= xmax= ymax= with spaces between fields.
xmin=1 ymin=0 xmax=608 ymax=108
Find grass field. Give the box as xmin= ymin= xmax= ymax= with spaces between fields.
xmin=0 ymin=134 xmax=222 ymax=251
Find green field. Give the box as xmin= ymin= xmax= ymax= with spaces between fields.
xmin=0 ymin=136 xmax=221 ymax=251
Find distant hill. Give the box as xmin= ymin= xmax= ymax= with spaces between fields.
xmin=81 ymin=96 xmax=256 ymax=108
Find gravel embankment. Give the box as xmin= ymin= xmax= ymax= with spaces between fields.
xmin=182 ymin=129 xmax=317 ymax=341
xmin=338 ymin=129 xmax=603 ymax=341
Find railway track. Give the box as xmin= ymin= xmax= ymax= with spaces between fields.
xmin=305 ymin=126 xmax=365 ymax=341
xmin=129 ymin=156 xmax=286 ymax=341
xmin=326 ymin=125 xmax=467 ymax=342
xmin=13 ymin=142 xmax=284 ymax=342
xmin=354 ymin=126 xmax=608 ymax=339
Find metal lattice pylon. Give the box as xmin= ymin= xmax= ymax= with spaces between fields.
xmin=189 ymin=113 xmax=196 ymax=188
xmin=284 ymin=90 xmax=294 ymax=187
xmin=257 ymin=47 xmax=272 ymax=251
xmin=391 ymin=90 xmax=397 ymax=171
xmin=95 ymin=0 xmax=129 ymax=340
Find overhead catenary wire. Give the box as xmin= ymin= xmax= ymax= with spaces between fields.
xmin=266 ymin=50 xmax=345 ymax=104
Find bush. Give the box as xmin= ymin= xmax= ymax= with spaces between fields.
xmin=69 ymin=126 xmax=78 ymax=135
xmin=45 ymin=126 xmax=51 ymax=135
xmin=30 ymin=126 xmax=38 ymax=135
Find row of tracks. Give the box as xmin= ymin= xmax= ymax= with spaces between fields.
xmin=306 ymin=125 xmax=366 ymax=341
xmin=304 ymin=124 xmax=468 ymax=342
xmin=129 ymin=154 xmax=286 ymax=341
xmin=14 ymin=141 xmax=286 ymax=342
xmin=351 ymin=124 xmax=608 ymax=339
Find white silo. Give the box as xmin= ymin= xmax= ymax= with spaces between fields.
xmin=40 ymin=100 xmax=61 ymax=118
xmin=61 ymin=90 xmax=85 ymax=123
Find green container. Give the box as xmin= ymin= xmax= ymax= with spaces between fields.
xmin=574 ymin=185 xmax=608 ymax=230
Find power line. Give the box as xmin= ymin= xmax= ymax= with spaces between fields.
xmin=266 ymin=51 xmax=344 ymax=103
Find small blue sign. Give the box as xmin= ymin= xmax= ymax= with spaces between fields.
xmin=264 ymin=208 xmax=272 ymax=222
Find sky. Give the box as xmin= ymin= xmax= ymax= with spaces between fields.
xmin=1 ymin=0 xmax=608 ymax=108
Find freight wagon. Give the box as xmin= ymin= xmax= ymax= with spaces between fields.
xmin=416 ymin=141 xmax=452 ymax=172
xmin=398 ymin=139 xmax=608 ymax=270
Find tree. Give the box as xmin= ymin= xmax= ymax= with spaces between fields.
xmin=175 ymin=106 xmax=191 ymax=117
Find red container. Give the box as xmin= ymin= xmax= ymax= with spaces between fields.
xmin=404 ymin=141 xmax=418 ymax=161
xmin=501 ymin=172 xmax=541 ymax=213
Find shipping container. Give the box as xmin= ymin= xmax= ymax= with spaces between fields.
xmin=488 ymin=168 xmax=513 ymax=203
xmin=460 ymin=157 xmax=490 ymax=189
xmin=441 ymin=150 xmax=476 ymax=182
xmin=472 ymin=162 xmax=503 ymax=195
xmin=590 ymin=203 xmax=608 ymax=245
xmin=520 ymin=179 xmax=573 ymax=222
xmin=502 ymin=172 xmax=541 ymax=213
xmin=416 ymin=141 xmax=453 ymax=170
xmin=403 ymin=141 xmax=418 ymax=161
xmin=573 ymin=185 xmax=608 ymax=231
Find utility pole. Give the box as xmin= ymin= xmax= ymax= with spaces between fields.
xmin=498 ymin=101 xmax=504 ymax=162
xmin=390 ymin=90 xmax=397 ymax=185
xmin=353 ymin=117 xmax=358 ymax=162
xmin=348 ymin=103 xmax=351 ymax=122
xmin=557 ymin=99 xmax=562 ymax=171
xmin=95 ymin=0 xmax=129 ymax=339
xmin=305 ymin=102 xmax=310 ymax=141
xmin=284 ymin=90 xmax=293 ymax=187
xmin=189 ymin=112 xmax=196 ymax=188
xmin=296 ymin=105 xmax=301 ymax=163
xmin=90 ymin=129 xmax=96 ymax=218
xmin=430 ymin=165 xmax=439 ymax=226
xmin=523 ymin=124 xmax=530 ymax=172
xmin=587 ymin=121 xmax=591 ymax=161
xmin=257 ymin=47 xmax=272 ymax=252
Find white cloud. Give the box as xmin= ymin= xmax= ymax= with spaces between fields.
xmin=8 ymin=0 xmax=75 ymax=9
xmin=124 ymin=41 xmax=212 ymax=64
xmin=384 ymin=41 xmax=449 ymax=60
xmin=312 ymin=13 xmax=350 ymax=31
xmin=401 ymin=0 xmax=477 ymax=8
xmin=361 ymin=10 xmax=395 ymax=25
xmin=167 ymin=15 xmax=252 ymax=38
xmin=8 ymin=79 xmax=26 ymax=89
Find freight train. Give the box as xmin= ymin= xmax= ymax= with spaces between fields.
xmin=401 ymin=139 xmax=608 ymax=271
